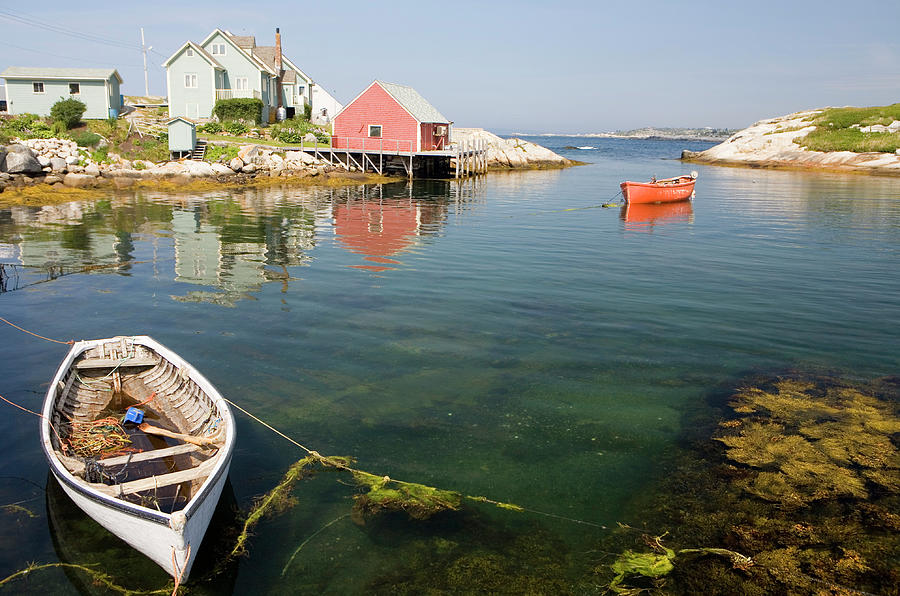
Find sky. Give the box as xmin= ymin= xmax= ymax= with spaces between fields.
xmin=1 ymin=0 xmax=899 ymax=134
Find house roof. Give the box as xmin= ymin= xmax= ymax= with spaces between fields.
xmin=228 ymin=34 xmax=256 ymax=49
xmin=282 ymin=70 xmax=297 ymax=84
xmin=162 ymin=41 xmax=224 ymax=69
xmin=166 ymin=116 xmax=196 ymax=126
xmin=1 ymin=67 xmax=123 ymax=84
xmin=201 ymin=29 xmax=276 ymax=75
xmin=251 ymin=46 xmax=280 ymax=71
xmin=340 ymin=81 xmax=448 ymax=124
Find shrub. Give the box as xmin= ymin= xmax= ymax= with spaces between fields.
xmin=303 ymin=102 xmax=312 ymax=121
xmin=213 ymin=98 xmax=263 ymax=125
xmin=223 ymin=121 xmax=248 ymax=136
xmin=6 ymin=113 xmax=41 ymax=132
xmin=71 ymin=130 xmax=102 ymax=147
xmin=28 ymin=120 xmax=54 ymax=139
xmin=50 ymin=97 xmax=87 ymax=129
xmin=205 ymin=144 xmax=240 ymax=163
xmin=198 ymin=122 xmax=224 ymax=134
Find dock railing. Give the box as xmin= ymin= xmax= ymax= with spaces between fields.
xmin=329 ymin=136 xmax=415 ymax=154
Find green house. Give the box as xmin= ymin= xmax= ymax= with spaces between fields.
xmin=1 ymin=67 xmax=123 ymax=119
xmin=167 ymin=117 xmax=197 ymax=157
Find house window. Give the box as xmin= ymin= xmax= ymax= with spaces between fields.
xmin=368 ymin=125 xmax=382 ymax=138
xmin=186 ymin=48 xmax=194 ymax=57
xmin=69 ymin=83 xmax=80 ymax=95
xmin=33 ymin=82 xmax=44 ymax=93
xmin=235 ymin=77 xmax=248 ymax=90
xmin=184 ymin=73 xmax=198 ymax=88
xmin=210 ymin=43 xmax=226 ymax=55
xmin=298 ymin=85 xmax=305 ymax=96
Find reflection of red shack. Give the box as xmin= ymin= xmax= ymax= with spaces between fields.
xmin=332 ymin=81 xmax=451 ymax=152
xmin=333 ymin=201 xmax=421 ymax=271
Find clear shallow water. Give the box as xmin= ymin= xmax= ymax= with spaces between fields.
xmin=0 ymin=137 xmax=898 ymax=593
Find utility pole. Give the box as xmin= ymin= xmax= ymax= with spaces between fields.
xmin=140 ymin=28 xmax=151 ymax=97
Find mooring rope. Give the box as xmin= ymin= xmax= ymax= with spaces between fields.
xmin=507 ymin=190 xmax=624 ymax=218
xmin=0 ymin=316 xmax=74 ymax=345
xmin=223 ymin=397 xmax=608 ymax=530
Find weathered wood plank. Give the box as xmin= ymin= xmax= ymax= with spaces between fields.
xmin=98 ymin=443 xmax=203 ymax=467
xmin=75 ymin=356 xmax=159 ymax=369
xmin=95 ymin=457 xmax=218 ymax=496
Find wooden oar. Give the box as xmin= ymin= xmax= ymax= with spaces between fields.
xmin=138 ymin=422 xmax=218 ymax=449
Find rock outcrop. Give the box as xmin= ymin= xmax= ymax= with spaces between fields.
xmin=452 ymin=128 xmax=572 ymax=169
xmin=683 ymin=110 xmax=900 ymax=175
xmin=0 ymin=140 xmax=342 ymax=193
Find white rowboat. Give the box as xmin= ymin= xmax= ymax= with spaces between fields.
xmin=40 ymin=336 xmax=235 ymax=580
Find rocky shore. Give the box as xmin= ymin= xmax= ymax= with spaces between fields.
xmin=0 ymin=138 xmax=347 ymax=193
xmin=682 ymin=110 xmax=900 ymax=175
xmin=452 ymin=128 xmax=574 ymax=169
xmin=0 ymin=131 xmax=573 ymax=195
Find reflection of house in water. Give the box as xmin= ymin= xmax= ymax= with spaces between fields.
xmin=332 ymin=198 xmax=448 ymax=272
xmin=0 ymin=203 xmax=134 ymax=291
xmin=170 ymin=204 xmax=318 ymax=306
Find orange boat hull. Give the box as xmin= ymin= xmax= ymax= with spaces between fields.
xmin=620 ymin=177 xmax=695 ymax=204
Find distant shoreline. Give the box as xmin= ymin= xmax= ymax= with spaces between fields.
xmin=509 ymin=129 xmax=735 ymax=143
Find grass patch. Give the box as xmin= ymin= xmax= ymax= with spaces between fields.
xmin=205 ymin=144 xmax=240 ymax=162
xmin=795 ymin=103 xmax=900 ymax=153
xmin=800 ymin=128 xmax=900 ymax=153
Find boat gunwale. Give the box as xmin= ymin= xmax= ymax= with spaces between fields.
xmin=40 ymin=336 xmax=236 ymax=528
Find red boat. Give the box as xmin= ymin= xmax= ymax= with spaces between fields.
xmin=620 ymin=172 xmax=697 ymax=204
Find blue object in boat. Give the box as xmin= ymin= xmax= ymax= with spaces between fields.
xmin=124 ymin=407 xmax=144 ymax=424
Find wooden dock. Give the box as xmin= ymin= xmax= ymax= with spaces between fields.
xmin=298 ymin=137 xmax=488 ymax=179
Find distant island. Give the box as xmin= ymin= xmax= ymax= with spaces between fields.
xmin=514 ymin=127 xmax=738 ymax=142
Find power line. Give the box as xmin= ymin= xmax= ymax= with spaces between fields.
xmin=0 ymin=40 xmax=144 ymax=68
xmin=0 ymin=9 xmax=143 ymax=51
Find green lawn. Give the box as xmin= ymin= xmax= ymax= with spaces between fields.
xmin=796 ymin=103 xmax=900 ymax=153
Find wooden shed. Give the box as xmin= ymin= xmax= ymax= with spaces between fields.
xmin=332 ymin=81 xmax=451 ymax=153
xmin=167 ymin=117 xmax=197 ymax=158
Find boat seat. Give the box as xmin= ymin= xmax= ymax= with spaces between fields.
xmin=93 ymin=456 xmax=218 ymax=497
xmin=75 ymin=356 xmax=160 ymax=369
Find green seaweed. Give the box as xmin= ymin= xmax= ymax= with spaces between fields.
xmin=350 ymin=470 xmax=462 ymax=523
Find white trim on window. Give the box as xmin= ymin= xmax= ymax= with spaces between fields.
xmin=235 ymin=77 xmax=248 ymax=90
xmin=210 ymin=43 xmax=226 ymax=56
xmin=184 ymin=73 xmax=198 ymax=88
xmin=186 ymin=48 xmax=194 ymax=57
xmin=368 ymin=124 xmax=383 ymax=138
xmin=33 ymin=81 xmax=45 ymax=93
xmin=69 ymin=82 xmax=80 ymax=95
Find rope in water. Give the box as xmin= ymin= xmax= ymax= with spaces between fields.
xmin=0 ymin=316 xmax=73 ymax=345
xmin=508 ymin=189 xmax=624 ymax=218
xmin=222 ymin=398 xmax=608 ymax=530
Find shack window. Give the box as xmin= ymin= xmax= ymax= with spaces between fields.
xmin=69 ymin=83 xmax=80 ymax=95
xmin=184 ymin=73 xmax=198 ymax=88
xmin=33 ymin=82 xmax=44 ymax=93
xmin=368 ymin=125 xmax=382 ymax=138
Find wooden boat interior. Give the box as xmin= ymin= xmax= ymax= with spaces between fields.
xmin=49 ymin=338 xmax=227 ymax=513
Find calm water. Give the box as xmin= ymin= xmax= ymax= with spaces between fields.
xmin=0 ymin=137 xmax=898 ymax=593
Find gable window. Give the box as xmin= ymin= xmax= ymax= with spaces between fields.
xmin=69 ymin=83 xmax=80 ymax=95
xmin=186 ymin=48 xmax=194 ymax=57
xmin=210 ymin=43 xmax=226 ymax=56
xmin=235 ymin=77 xmax=248 ymax=90
xmin=184 ymin=73 xmax=198 ymax=88
xmin=33 ymin=82 xmax=44 ymax=93
xmin=368 ymin=125 xmax=382 ymax=138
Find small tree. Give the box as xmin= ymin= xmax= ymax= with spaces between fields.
xmin=50 ymin=97 xmax=87 ymax=130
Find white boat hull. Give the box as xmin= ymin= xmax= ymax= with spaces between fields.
xmin=41 ymin=336 xmax=236 ymax=580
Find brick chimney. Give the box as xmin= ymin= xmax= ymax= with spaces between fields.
xmin=275 ymin=28 xmax=283 ymax=72
xmin=275 ymin=28 xmax=283 ymax=109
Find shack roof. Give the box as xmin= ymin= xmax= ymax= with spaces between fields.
xmin=1 ymin=67 xmax=123 ymax=84
xmin=375 ymin=81 xmax=449 ymax=124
